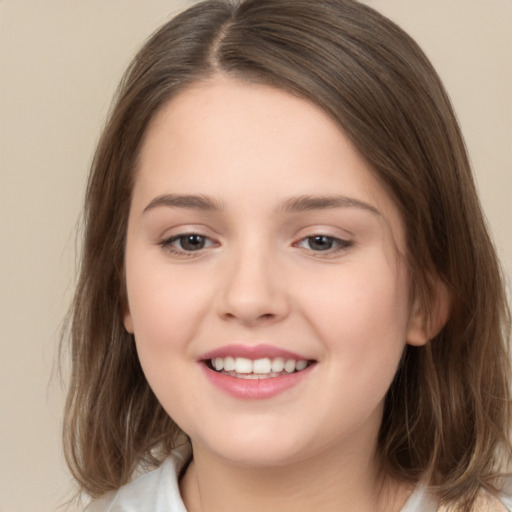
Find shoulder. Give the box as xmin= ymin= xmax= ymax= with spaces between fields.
xmin=470 ymin=480 xmax=512 ymax=512
xmin=84 ymin=445 xmax=191 ymax=512
xmin=437 ymin=480 xmax=512 ymax=512
xmin=437 ymin=496 xmax=510 ymax=512
xmin=403 ymin=478 xmax=512 ymax=512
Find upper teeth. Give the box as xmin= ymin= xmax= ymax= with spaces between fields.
xmin=211 ymin=357 xmax=308 ymax=374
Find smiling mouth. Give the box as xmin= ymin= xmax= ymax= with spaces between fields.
xmin=205 ymin=356 xmax=315 ymax=379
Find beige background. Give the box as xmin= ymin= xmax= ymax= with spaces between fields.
xmin=0 ymin=1 xmax=510 ymax=511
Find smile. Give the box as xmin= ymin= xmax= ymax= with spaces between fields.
xmin=200 ymin=345 xmax=316 ymax=399
xmin=208 ymin=356 xmax=310 ymax=379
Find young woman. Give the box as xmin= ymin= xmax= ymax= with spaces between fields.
xmin=64 ymin=1 xmax=511 ymax=510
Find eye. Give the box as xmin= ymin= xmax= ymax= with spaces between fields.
xmin=305 ymin=235 xmax=336 ymax=251
xmin=295 ymin=235 xmax=352 ymax=253
xmin=160 ymin=233 xmax=216 ymax=254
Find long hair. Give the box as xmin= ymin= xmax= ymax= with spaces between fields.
xmin=63 ymin=1 xmax=511 ymax=509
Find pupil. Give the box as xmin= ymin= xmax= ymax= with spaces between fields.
xmin=309 ymin=235 xmax=333 ymax=251
xmin=181 ymin=235 xmax=205 ymax=251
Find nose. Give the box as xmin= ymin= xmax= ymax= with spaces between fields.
xmin=217 ymin=247 xmax=290 ymax=326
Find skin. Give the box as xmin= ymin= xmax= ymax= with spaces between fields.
xmin=123 ymin=76 xmax=429 ymax=512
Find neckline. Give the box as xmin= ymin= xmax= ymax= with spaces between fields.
xmin=172 ymin=445 xmax=438 ymax=512
xmin=400 ymin=482 xmax=438 ymax=512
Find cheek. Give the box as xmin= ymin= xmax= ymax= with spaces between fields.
xmin=124 ymin=263 xmax=204 ymax=412
xmin=299 ymin=253 xmax=410 ymax=375
xmin=124 ymin=251 xmax=208 ymax=357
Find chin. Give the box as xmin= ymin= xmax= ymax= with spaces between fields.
xmin=191 ymin=427 xmax=317 ymax=468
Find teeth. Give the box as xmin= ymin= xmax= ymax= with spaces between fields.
xmin=296 ymin=360 xmax=308 ymax=371
xmin=271 ymin=357 xmax=285 ymax=372
xmin=234 ymin=357 xmax=252 ymax=374
xmin=223 ymin=356 xmax=235 ymax=372
xmin=210 ymin=356 xmax=310 ymax=376
xmin=284 ymin=359 xmax=296 ymax=373
xmin=253 ymin=358 xmax=271 ymax=374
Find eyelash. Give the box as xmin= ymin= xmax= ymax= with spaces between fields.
xmin=158 ymin=233 xmax=353 ymax=257
xmin=159 ymin=233 xmax=217 ymax=256
xmin=294 ymin=235 xmax=353 ymax=255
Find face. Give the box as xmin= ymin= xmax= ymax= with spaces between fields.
xmin=124 ymin=76 xmax=424 ymax=468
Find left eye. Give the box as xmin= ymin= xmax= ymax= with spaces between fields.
xmin=161 ymin=234 xmax=215 ymax=252
xmin=296 ymin=235 xmax=351 ymax=252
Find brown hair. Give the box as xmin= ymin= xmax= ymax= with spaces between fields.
xmin=63 ymin=0 xmax=511 ymax=509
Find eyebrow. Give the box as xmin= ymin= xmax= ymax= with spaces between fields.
xmin=142 ymin=193 xmax=380 ymax=216
xmin=280 ymin=195 xmax=381 ymax=216
xmin=143 ymin=194 xmax=224 ymax=213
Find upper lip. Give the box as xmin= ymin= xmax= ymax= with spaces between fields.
xmin=200 ymin=344 xmax=312 ymax=361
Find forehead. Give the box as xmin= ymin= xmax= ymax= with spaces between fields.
xmin=134 ymin=75 xmax=405 ymax=246
xmin=140 ymin=76 xmax=352 ymax=176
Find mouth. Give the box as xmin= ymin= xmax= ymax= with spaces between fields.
xmin=200 ymin=344 xmax=317 ymax=398
xmin=204 ymin=356 xmax=315 ymax=380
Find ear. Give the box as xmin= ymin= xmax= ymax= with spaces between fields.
xmin=406 ymin=278 xmax=451 ymax=346
xmin=124 ymin=309 xmax=134 ymax=334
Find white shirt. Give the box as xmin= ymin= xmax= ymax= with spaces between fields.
xmin=86 ymin=447 xmax=510 ymax=512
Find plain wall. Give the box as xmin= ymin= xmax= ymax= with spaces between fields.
xmin=0 ymin=1 xmax=510 ymax=511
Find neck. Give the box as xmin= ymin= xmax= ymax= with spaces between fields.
xmin=180 ymin=439 xmax=410 ymax=512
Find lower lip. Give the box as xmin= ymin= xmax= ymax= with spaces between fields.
xmin=201 ymin=364 xmax=314 ymax=400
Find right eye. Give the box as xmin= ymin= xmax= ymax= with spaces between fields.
xmin=159 ymin=233 xmax=216 ymax=254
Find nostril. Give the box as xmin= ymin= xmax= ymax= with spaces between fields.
xmin=221 ymin=310 xmax=278 ymax=323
